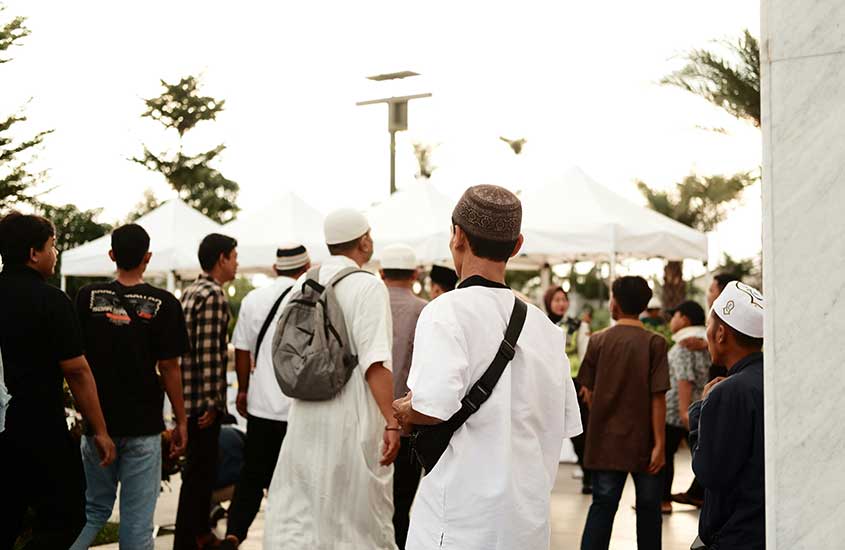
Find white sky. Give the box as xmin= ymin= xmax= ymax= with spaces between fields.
xmin=2 ymin=0 xmax=761 ymax=274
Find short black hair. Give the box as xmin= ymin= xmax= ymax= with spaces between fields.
xmin=0 ymin=211 xmax=55 ymax=266
xmin=430 ymin=265 xmax=458 ymax=291
xmin=713 ymin=273 xmax=738 ymax=293
xmin=111 ymin=224 xmax=150 ymax=270
xmin=198 ymin=233 xmax=237 ymax=272
xmin=453 ymin=219 xmax=518 ymax=263
xmin=670 ymin=300 xmax=706 ymax=326
xmin=712 ymin=313 xmax=763 ymax=350
xmin=382 ymin=268 xmax=416 ymax=281
xmin=611 ymin=276 xmax=653 ymax=315
xmin=327 ymin=235 xmax=365 ymax=256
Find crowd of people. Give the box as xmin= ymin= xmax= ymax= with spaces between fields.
xmin=0 ymin=184 xmax=765 ymax=550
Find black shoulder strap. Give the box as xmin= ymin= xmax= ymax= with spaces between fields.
xmin=255 ymin=286 xmax=293 ymax=356
xmin=448 ymin=296 xmax=528 ymax=428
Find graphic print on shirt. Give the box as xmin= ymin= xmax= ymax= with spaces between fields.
xmin=89 ymin=289 xmax=162 ymax=326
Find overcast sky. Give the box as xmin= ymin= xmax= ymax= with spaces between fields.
xmin=2 ymin=0 xmax=761 ymax=272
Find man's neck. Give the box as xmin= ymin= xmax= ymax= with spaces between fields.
xmin=116 ymin=269 xmax=144 ymax=286
xmin=384 ymin=279 xmax=414 ymax=289
xmin=458 ymin=255 xmax=506 ymax=285
xmin=337 ymin=252 xmax=364 ymax=268
xmin=615 ymin=313 xmax=640 ymax=322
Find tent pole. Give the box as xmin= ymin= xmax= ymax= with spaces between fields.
xmin=166 ymin=271 xmax=176 ymax=293
xmin=61 ymin=275 xmax=67 ymax=292
xmin=540 ymin=262 xmax=552 ymax=293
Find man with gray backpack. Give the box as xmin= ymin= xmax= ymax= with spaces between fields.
xmin=263 ymin=209 xmax=400 ymax=550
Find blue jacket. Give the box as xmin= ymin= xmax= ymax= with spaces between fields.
xmin=689 ymin=351 xmax=765 ymax=549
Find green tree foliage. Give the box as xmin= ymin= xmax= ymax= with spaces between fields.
xmin=638 ymin=172 xmax=756 ymax=308
xmin=0 ymin=6 xmax=52 ymax=208
xmin=127 ymin=188 xmax=161 ymax=222
xmin=38 ymin=203 xmax=112 ymax=291
xmin=133 ymin=76 xmax=239 ymax=223
xmin=716 ymin=252 xmax=756 ymax=282
xmin=662 ymin=29 xmax=760 ymax=127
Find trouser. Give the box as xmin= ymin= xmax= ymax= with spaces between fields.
xmin=225 ymin=415 xmax=287 ymax=543
xmin=571 ymin=380 xmax=592 ymax=488
xmin=70 ymin=435 xmax=162 ymax=550
xmin=663 ymin=424 xmax=689 ymax=502
xmin=173 ymin=414 xmax=221 ymax=550
xmin=0 ymin=429 xmax=86 ymax=550
xmin=580 ymin=470 xmax=663 ymax=550
xmin=392 ymin=437 xmax=422 ymax=550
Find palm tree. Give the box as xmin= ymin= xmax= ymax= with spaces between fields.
xmin=638 ymin=172 xmax=757 ymax=308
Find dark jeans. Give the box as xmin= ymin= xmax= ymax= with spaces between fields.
xmin=664 ymin=424 xmax=689 ymax=501
xmin=392 ymin=438 xmax=422 ymax=550
xmin=0 ymin=429 xmax=86 ymax=550
xmin=226 ymin=415 xmax=287 ymax=543
xmin=173 ymin=414 xmax=221 ymax=550
xmin=571 ymin=380 xmax=592 ymax=488
xmin=581 ymin=470 xmax=663 ymax=550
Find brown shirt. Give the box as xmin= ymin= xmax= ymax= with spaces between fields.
xmin=576 ymin=319 xmax=670 ymax=472
xmin=387 ymin=286 xmax=428 ymax=399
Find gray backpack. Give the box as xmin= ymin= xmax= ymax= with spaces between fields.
xmin=271 ymin=266 xmax=369 ymax=401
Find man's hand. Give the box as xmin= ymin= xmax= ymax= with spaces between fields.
xmin=578 ymin=386 xmax=592 ymax=408
xmin=680 ymin=412 xmax=690 ymax=430
xmin=381 ymin=428 xmax=401 ymax=466
xmin=170 ymin=421 xmax=188 ymax=459
xmin=703 ymin=377 xmax=726 ymax=400
xmin=679 ymin=337 xmax=708 ymax=352
xmin=392 ymin=392 xmax=414 ymax=430
xmin=647 ymin=444 xmax=665 ymax=475
xmin=198 ymin=407 xmax=218 ymax=429
xmin=94 ymin=433 xmax=117 ymax=467
xmin=236 ymin=390 xmax=248 ymax=418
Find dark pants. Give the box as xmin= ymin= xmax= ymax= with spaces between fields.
xmin=173 ymin=414 xmax=221 ymax=550
xmin=664 ymin=424 xmax=689 ymax=501
xmin=0 ymin=429 xmax=86 ymax=550
xmin=581 ymin=470 xmax=663 ymax=550
xmin=571 ymin=380 xmax=592 ymax=489
xmin=392 ymin=438 xmax=422 ymax=550
xmin=225 ymin=415 xmax=287 ymax=543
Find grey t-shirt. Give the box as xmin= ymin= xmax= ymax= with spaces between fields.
xmin=387 ymin=287 xmax=428 ymax=399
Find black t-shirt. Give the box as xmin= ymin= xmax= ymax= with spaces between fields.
xmin=76 ymin=281 xmax=189 ymax=436
xmin=0 ymin=265 xmax=84 ymax=437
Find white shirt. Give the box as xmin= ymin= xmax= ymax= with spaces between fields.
xmin=407 ymin=278 xmax=582 ymax=550
xmin=232 ymin=276 xmax=296 ymax=422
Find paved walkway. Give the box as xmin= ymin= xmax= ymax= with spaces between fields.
xmin=99 ymin=452 xmax=699 ymax=549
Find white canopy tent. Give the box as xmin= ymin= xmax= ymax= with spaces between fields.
xmin=60 ymin=198 xmax=222 ymax=291
xmin=225 ymin=191 xmax=328 ymax=274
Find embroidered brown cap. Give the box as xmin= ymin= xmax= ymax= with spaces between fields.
xmin=452 ymin=184 xmax=522 ymax=242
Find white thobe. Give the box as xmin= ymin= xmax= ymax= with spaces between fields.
xmin=264 ymin=255 xmax=396 ymax=550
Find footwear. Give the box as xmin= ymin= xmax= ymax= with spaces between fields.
xmin=218 ymin=538 xmax=238 ymax=550
xmin=671 ymin=492 xmax=704 ymax=508
xmin=581 ymin=485 xmax=593 ymax=495
xmin=196 ymin=533 xmax=223 ymax=548
xmin=661 ymin=501 xmax=673 ymax=514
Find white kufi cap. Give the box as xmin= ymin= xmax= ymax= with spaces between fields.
xmin=711 ymin=281 xmax=764 ymax=339
xmin=324 ymin=208 xmax=370 ymax=245
xmin=380 ymin=244 xmax=417 ymax=270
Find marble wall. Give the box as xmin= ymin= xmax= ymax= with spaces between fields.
xmin=761 ymin=2 xmax=845 ymax=548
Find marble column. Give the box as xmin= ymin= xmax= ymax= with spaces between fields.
xmin=761 ymin=2 xmax=845 ymax=548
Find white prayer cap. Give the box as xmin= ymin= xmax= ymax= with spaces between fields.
xmin=647 ymin=297 xmax=662 ymax=310
xmin=275 ymin=243 xmax=310 ymax=271
xmin=711 ymin=281 xmax=764 ymax=339
xmin=380 ymin=244 xmax=417 ymax=270
xmin=324 ymin=209 xmax=370 ymax=245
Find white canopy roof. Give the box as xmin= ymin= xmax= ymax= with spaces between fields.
xmin=519 ymin=167 xmax=708 ymax=263
xmin=367 ymin=181 xmax=454 ymax=264
xmin=225 ymin=191 xmax=328 ymax=274
xmin=61 ymin=198 xmax=222 ymax=278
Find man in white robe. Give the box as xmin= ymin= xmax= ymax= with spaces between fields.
xmin=393 ymin=185 xmax=582 ymax=550
xmin=264 ymin=209 xmax=401 ymax=550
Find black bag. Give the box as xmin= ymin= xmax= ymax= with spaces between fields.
xmin=410 ymin=297 xmax=528 ymax=473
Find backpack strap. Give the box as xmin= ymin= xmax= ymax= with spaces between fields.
xmin=301 ymin=266 xmax=372 ymax=295
xmin=255 ymin=285 xmax=294 ymax=357
xmin=328 ymin=266 xmax=372 ymax=287
xmin=447 ymin=296 xmax=528 ymax=427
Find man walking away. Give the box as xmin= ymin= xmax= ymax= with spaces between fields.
xmin=578 ymin=275 xmax=670 ymax=550
xmin=174 ymin=233 xmax=238 ymax=550
xmin=379 ymin=244 xmax=428 ymax=550
xmin=0 ymin=212 xmax=115 ymax=550
xmin=70 ymin=224 xmax=189 ymax=550
xmin=219 ymin=244 xmax=311 ymax=549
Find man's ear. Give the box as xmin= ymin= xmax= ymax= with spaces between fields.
xmin=108 ymin=249 xmax=116 ymax=262
xmin=143 ymin=251 xmax=152 ymax=265
xmin=452 ymin=225 xmax=467 ymax=251
xmin=510 ymin=234 xmax=524 ymax=258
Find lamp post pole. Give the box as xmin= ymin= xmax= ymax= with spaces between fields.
xmin=390 ymin=129 xmax=397 ymax=195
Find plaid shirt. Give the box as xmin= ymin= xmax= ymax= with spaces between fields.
xmin=180 ymin=275 xmax=230 ymax=418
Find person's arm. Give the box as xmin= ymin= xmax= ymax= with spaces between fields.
xmin=61 ymin=356 xmax=116 ymax=466
xmin=392 ymin=391 xmax=443 ymax=428
xmin=159 ymin=357 xmax=188 ymax=458
xmin=648 ymin=391 xmax=667 ymax=474
xmin=234 ymin=349 xmax=252 ymax=418
xmin=679 ymin=337 xmax=708 ymax=352
xmin=366 ymin=363 xmax=401 ymax=466
xmin=691 ymin=383 xmax=751 ymax=490
xmin=197 ymin=290 xmax=229 ymax=428
xmin=576 ymin=336 xmax=599 ymax=408
xmin=678 ymin=380 xmax=694 ymax=429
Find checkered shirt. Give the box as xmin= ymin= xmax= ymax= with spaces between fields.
xmin=180 ymin=275 xmax=230 ymax=418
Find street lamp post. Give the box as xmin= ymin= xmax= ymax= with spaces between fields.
xmin=357 ymin=71 xmax=431 ymax=195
